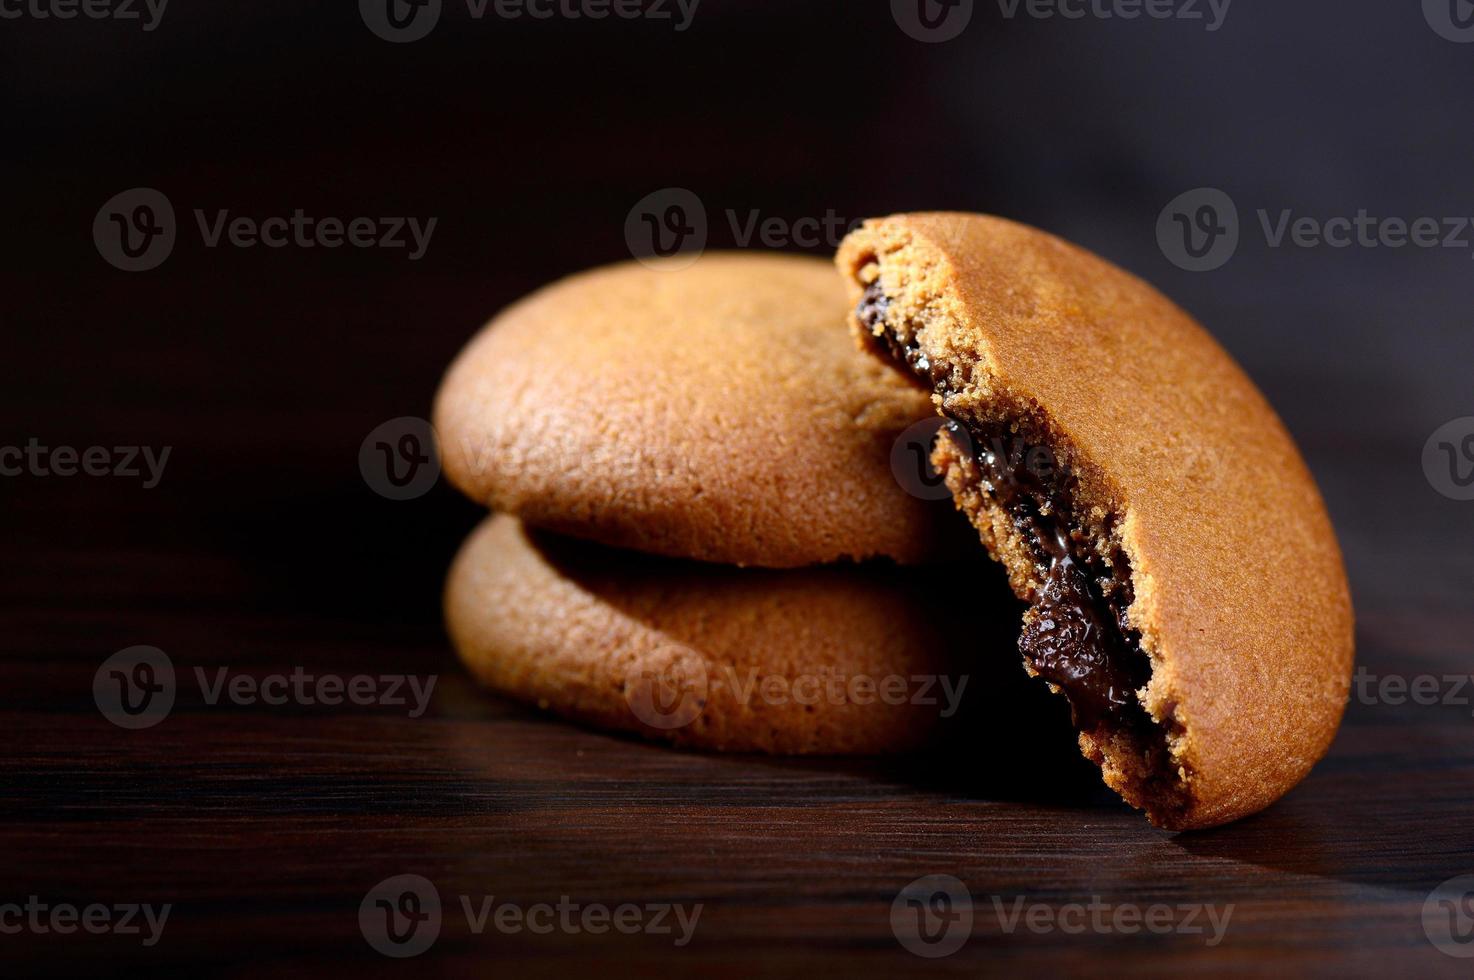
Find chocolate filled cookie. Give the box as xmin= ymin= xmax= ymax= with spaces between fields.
xmin=444 ymin=515 xmax=1021 ymax=754
xmin=837 ymin=212 xmax=1354 ymax=830
xmin=433 ymin=253 xmax=956 ymax=568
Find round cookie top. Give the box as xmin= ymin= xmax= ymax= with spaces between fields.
xmin=444 ymin=514 xmax=1031 ymax=755
xmin=838 ymin=212 xmax=1354 ymax=830
xmin=434 ymin=253 xmax=952 ymax=567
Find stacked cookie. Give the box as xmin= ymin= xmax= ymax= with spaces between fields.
xmin=435 ymin=217 xmax=1355 ymax=830
xmin=434 ymin=253 xmax=998 ymax=755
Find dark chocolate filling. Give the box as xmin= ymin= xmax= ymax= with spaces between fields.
xmin=858 ymin=280 xmax=1153 ymax=732
xmin=858 ymin=281 xmax=948 ymax=391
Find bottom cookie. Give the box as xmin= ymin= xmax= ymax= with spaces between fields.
xmin=444 ymin=514 xmax=1021 ymax=754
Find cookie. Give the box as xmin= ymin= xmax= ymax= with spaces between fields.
xmin=837 ymin=212 xmax=1355 ymax=830
xmin=443 ymin=514 xmax=1018 ymax=754
xmin=433 ymin=253 xmax=953 ymax=568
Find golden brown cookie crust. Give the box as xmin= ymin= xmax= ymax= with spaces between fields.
xmin=433 ymin=253 xmax=953 ymax=568
xmin=444 ymin=515 xmax=991 ymax=755
xmin=837 ymin=212 xmax=1354 ymax=830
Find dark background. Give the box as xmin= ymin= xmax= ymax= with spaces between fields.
xmin=4 ymin=0 xmax=1474 ymax=974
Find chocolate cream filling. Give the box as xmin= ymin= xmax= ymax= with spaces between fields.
xmin=858 ymin=280 xmax=1155 ymax=735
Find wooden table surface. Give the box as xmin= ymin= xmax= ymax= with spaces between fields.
xmin=7 ymin=3 xmax=1474 ymax=975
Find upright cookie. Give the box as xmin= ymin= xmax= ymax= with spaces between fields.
xmin=444 ymin=514 xmax=1020 ymax=755
xmin=433 ymin=253 xmax=954 ymax=568
xmin=837 ymin=212 xmax=1354 ymax=829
